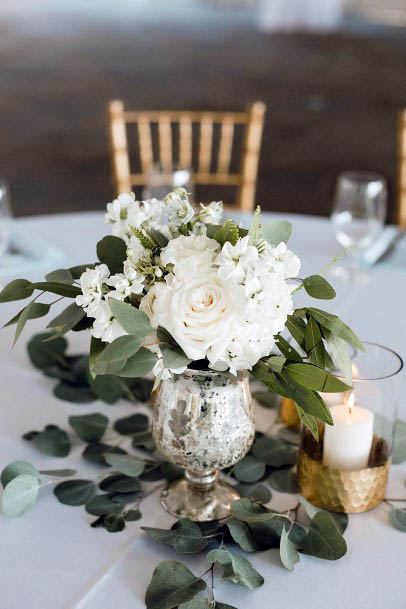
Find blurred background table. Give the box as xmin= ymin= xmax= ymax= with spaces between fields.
xmin=0 ymin=209 xmax=404 ymax=609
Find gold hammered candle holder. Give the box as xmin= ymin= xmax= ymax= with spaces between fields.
xmin=298 ymin=428 xmax=390 ymax=513
xmin=297 ymin=342 xmax=403 ymax=514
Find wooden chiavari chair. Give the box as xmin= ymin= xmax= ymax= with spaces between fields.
xmin=397 ymin=109 xmax=406 ymax=229
xmin=108 ymin=100 xmax=266 ymax=212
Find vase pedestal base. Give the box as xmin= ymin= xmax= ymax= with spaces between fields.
xmin=160 ymin=470 xmax=240 ymax=522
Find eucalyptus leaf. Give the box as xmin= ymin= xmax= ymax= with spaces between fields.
xmin=145 ymin=560 xmax=206 ymax=609
xmin=27 ymin=332 xmax=67 ymax=369
xmin=226 ymin=518 xmax=263 ymax=552
xmin=14 ymin=302 xmax=51 ymax=344
xmin=269 ymin=470 xmax=298 ymax=494
xmin=233 ymin=456 xmax=266 ymax=483
xmin=114 ymin=413 xmax=149 ymax=435
xmin=69 ymin=413 xmax=108 ymax=443
xmin=39 ymin=469 xmax=77 ymax=477
xmin=31 ymin=281 xmax=81 ymax=298
xmin=104 ymin=512 xmax=126 ymax=532
xmin=46 ymin=303 xmax=85 ymax=337
xmin=235 ymin=482 xmax=272 ymax=504
xmin=99 ymin=474 xmax=141 ymax=493
xmin=160 ymin=462 xmax=184 ymax=481
xmin=0 ymin=278 xmax=34 ymax=302
xmin=82 ymin=443 xmax=126 ymax=466
xmin=280 ymin=526 xmax=300 ymax=571
xmin=389 ymin=507 xmax=406 ymax=532
xmin=69 ymin=264 xmax=95 ymax=279
xmin=54 ymin=479 xmax=96 ymax=506
xmin=301 ymin=511 xmax=347 ymax=560
xmin=142 ymin=519 xmax=208 ymax=554
xmin=32 ymin=427 xmax=70 ymax=457
xmin=85 ymin=494 xmax=122 ymax=516
xmin=252 ymin=391 xmax=278 ymax=409
xmin=1 ymin=460 xmax=40 ymax=488
xmin=306 ymin=308 xmax=364 ymax=351
xmin=252 ymin=436 xmax=297 ymax=467
xmin=303 ymin=275 xmax=336 ymax=300
xmin=207 ymin=548 xmax=264 ymax=590
xmin=93 ymin=335 xmax=143 ymax=374
xmin=45 ymin=268 xmax=74 ymax=283
xmin=96 ymin=235 xmax=127 ymax=274
xmin=90 ymin=374 xmax=127 ymax=404
xmin=178 ymin=599 xmax=211 ymax=609
xmin=109 ymin=299 xmax=153 ymax=338
xmin=284 ymin=363 xmax=350 ymax=393
xmin=262 ymin=220 xmax=292 ymax=246
xmin=392 ymin=420 xmax=406 ymax=464
xmin=125 ymin=508 xmax=142 ymax=521
xmin=54 ymin=381 xmax=95 ymax=404
xmin=114 ymin=348 xmax=158 ymax=378
xmin=104 ymin=453 xmax=145 ymax=477
xmin=1 ymin=474 xmax=40 ymax=517
xmin=161 ymin=344 xmax=192 ymax=370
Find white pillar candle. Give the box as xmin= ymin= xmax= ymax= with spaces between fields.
xmin=323 ymin=392 xmax=374 ymax=470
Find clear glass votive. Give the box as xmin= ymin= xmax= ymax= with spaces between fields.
xmin=298 ymin=342 xmax=403 ymax=513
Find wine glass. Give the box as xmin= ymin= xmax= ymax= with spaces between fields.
xmin=0 ymin=181 xmax=12 ymax=262
xmin=142 ymin=163 xmax=194 ymax=201
xmin=330 ymin=171 xmax=387 ymax=280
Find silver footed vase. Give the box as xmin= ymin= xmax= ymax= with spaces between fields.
xmin=152 ymin=368 xmax=255 ymax=522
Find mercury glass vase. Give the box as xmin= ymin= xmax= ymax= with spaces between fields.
xmin=152 ymin=368 xmax=255 ymax=522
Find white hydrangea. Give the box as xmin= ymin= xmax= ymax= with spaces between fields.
xmin=163 ymin=188 xmax=194 ymax=231
xmin=75 ymin=264 xmax=110 ymax=316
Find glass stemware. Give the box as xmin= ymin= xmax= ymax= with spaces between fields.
xmin=330 ymin=171 xmax=387 ymax=280
xmin=0 ymin=181 xmax=12 ymax=262
xmin=142 ymin=163 xmax=194 ymax=201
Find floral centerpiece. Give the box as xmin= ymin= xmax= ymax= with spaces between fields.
xmin=0 ymin=188 xmax=361 ymax=520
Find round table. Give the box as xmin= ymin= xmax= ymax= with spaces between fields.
xmin=0 ymin=211 xmax=404 ymax=609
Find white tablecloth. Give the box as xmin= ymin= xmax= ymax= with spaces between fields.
xmin=0 ymin=211 xmax=405 ymax=609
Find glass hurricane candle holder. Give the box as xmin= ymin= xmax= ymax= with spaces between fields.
xmin=152 ymin=368 xmax=255 ymax=522
xmin=298 ymin=342 xmax=403 ymax=513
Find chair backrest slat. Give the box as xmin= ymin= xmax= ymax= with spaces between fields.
xmin=217 ymin=117 xmax=234 ymax=174
xmin=108 ymin=100 xmax=266 ymax=211
xmin=198 ymin=114 xmax=213 ymax=174
xmin=137 ymin=117 xmax=153 ymax=174
xmin=179 ymin=116 xmax=192 ymax=168
xmin=397 ymin=110 xmax=406 ymax=229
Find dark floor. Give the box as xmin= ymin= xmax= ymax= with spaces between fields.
xmin=1 ymin=1 xmax=406 ymax=219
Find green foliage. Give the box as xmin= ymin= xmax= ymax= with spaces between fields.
xmin=31 ymin=281 xmax=81 ymax=298
xmin=99 ymin=474 xmax=141 ymax=493
xmin=142 ymin=519 xmax=208 ymax=554
xmin=269 ymin=469 xmax=298 ymax=493
xmin=251 ymin=436 xmax=297 ymax=468
xmin=46 ymin=303 xmax=86 ymax=337
xmin=206 ymin=548 xmax=264 ymax=590
xmin=286 ymin=314 xmax=306 ymax=348
xmin=160 ymin=344 xmax=192 ymax=370
xmin=131 ymin=227 xmax=156 ymax=250
xmin=284 ymin=363 xmax=350 ymax=393
xmin=85 ymin=494 xmax=122 ymax=516
xmin=226 ymin=518 xmax=263 ymax=552
xmin=82 ymin=443 xmax=126 ymax=466
xmin=262 ymin=220 xmax=292 ymax=245
xmin=389 ymin=507 xmax=406 ymax=532
xmin=0 ymin=278 xmax=34 ymax=302
xmin=393 ymin=420 xmax=406 ymax=464
xmin=96 ymin=235 xmax=127 ymax=273
xmin=233 ymin=456 xmax=265 ymax=483
xmin=45 ymin=268 xmax=74 ymax=284
xmin=305 ymin=308 xmax=364 ymax=351
xmin=301 ymin=511 xmax=347 ymax=560
xmin=235 ymin=482 xmax=272 ymax=504
xmin=1 ymin=474 xmax=40 ymax=517
xmin=303 ymin=275 xmax=336 ymax=300
xmin=145 ymin=560 xmax=206 ymax=609
xmin=104 ymin=453 xmax=145 ymax=477
xmin=114 ymin=413 xmax=149 ymax=435
xmin=252 ymin=390 xmax=278 ymax=409
xmin=54 ymin=480 xmax=96 ymax=506
xmin=1 ymin=460 xmax=40 ymax=488
xmin=280 ymin=526 xmax=300 ymax=571
xmin=24 ymin=426 xmax=71 ymax=457
xmin=69 ymin=413 xmax=108 ymax=443
xmin=213 ymin=220 xmax=240 ymax=247
xmin=109 ymin=299 xmax=153 ymax=338
xmin=13 ymin=302 xmax=51 ymax=344
xmin=92 ymin=335 xmax=143 ymax=375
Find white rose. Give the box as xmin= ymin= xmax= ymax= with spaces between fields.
xmin=160 ymin=235 xmax=219 ymax=280
xmin=150 ymin=272 xmax=246 ymax=363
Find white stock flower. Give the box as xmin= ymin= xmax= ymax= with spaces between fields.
xmin=197 ymin=201 xmax=223 ymax=224
xmin=90 ymin=300 xmax=126 ymax=343
xmin=126 ymin=235 xmax=147 ymax=266
xmin=261 ymin=242 xmax=300 ymax=279
xmin=161 ymin=235 xmax=219 ymax=280
xmin=76 ymin=264 xmax=110 ymax=316
xmin=105 ymin=192 xmax=138 ymax=239
xmin=216 ymin=236 xmax=259 ymax=284
xmin=164 ymin=188 xmax=194 ymax=230
xmin=106 ymin=262 xmax=145 ymax=301
xmin=127 ymin=198 xmax=165 ymax=231
xmin=150 ymin=272 xmax=246 ymax=363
